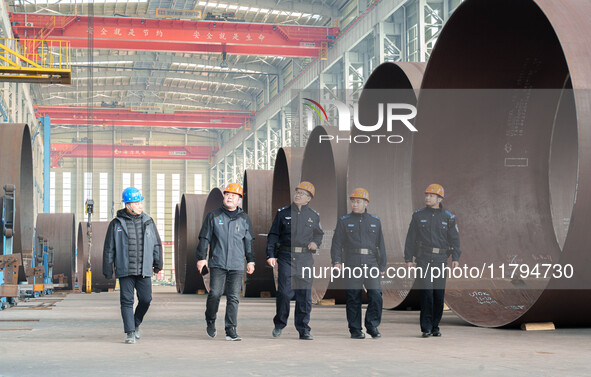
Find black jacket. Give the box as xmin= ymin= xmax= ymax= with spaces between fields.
xmin=120 ymin=210 xmax=144 ymax=276
xmin=196 ymin=206 xmax=254 ymax=270
xmin=404 ymin=205 xmax=461 ymax=262
xmin=266 ymin=203 xmax=324 ymax=258
xmin=331 ymin=211 xmax=387 ymax=271
xmin=103 ymin=209 xmax=163 ymax=279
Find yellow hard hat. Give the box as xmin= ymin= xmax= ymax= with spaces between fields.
xmin=224 ymin=183 xmax=243 ymax=197
xmin=350 ymin=188 xmax=370 ymax=202
xmin=295 ymin=181 xmax=315 ymax=198
xmin=425 ymin=183 xmax=444 ymax=198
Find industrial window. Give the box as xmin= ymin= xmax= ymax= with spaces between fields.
xmin=100 ymin=173 xmax=108 ymax=221
xmin=84 ymin=173 xmax=92 ymax=213
xmin=171 ymin=174 xmax=180 ymax=272
xmin=122 ymin=173 xmax=131 ymax=195
xmin=49 ymin=172 xmax=56 ymax=213
xmin=63 ymin=172 xmax=71 ymax=213
xmin=157 ymin=173 xmax=165 ymax=242
xmin=194 ymin=173 xmax=203 ymax=194
xmin=134 ymin=173 xmax=142 ymax=192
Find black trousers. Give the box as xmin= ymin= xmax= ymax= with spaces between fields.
xmin=416 ymin=257 xmax=448 ymax=333
xmin=273 ymin=251 xmax=313 ymax=336
xmin=119 ymin=275 xmax=152 ymax=333
xmin=205 ymin=267 xmax=244 ymax=334
xmin=343 ymin=256 xmax=383 ymax=333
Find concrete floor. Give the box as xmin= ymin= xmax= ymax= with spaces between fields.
xmin=0 ymin=286 xmax=590 ymax=377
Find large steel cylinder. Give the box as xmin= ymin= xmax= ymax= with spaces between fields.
xmin=301 ymin=125 xmax=350 ymax=303
xmin=78 ymin=221 xmax=114 ymax=292
xmin=0 ymin=124 xmax=34 ymax=282
xmin=243 ymin=169 xmax=276 ymax=297
xmin=349 ymin=62 xmax=425 ymax=310
xmin=271 ymin=147 xmax=304 ymax=213
xmin=270 ymin=147 xmax=304 ymax=290
xmin=174 ymin=203 xmax=181 ymax=293
xmin=36 ymin=214 xmax=76 ymax=290
xmin=200 ymin=188 xmax=224 ymax=293
xmin=414 ymin=0 xmax=591 ymax=327
xmin=177 ymin=194 xmax=209 ymax=294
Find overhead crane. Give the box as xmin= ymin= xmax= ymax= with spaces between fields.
xmin=10 ymin=13 xmax=338 ymax=59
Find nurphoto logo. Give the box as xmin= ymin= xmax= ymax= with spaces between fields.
xmin=303 ymin=97 xmax=418 ymax=144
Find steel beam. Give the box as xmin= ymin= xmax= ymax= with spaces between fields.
xmin=50 ymin=143 xmax=215 ymax=167
xmin=10 ymin=13 xmax=339 ymax=58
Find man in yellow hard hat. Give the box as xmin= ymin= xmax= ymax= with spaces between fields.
xmin=266 ymin=181 xmax=324 ymax=340
xmin=331 ymin=188 xmax=386 ymax=339
xmin=404 ymin=184 xmax=461 ymax=338
xmin=196 ymin=183 xmax=255 ymax=341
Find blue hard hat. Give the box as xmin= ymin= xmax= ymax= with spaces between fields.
xmin=122 ymin=187 xmax=144 ymax=203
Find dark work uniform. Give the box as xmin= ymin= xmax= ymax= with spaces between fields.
xmin=266 ymin=204 xmax=323 ymax=336
xmin=404 ymin=205 xmax=461 ymax=334
xmin=103 ymin=209 xmax=163 ymax=334
xmin=331 ymin=211 xmax=386 ymax=335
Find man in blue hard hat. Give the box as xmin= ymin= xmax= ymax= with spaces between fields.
xmin=103 ymin=187 xmax=163 ymax=344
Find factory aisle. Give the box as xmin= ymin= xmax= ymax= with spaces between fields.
xmin=1 ymin=286 xmax=589 ymax=377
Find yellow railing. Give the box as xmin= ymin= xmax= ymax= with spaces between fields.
xmin=0 ymin=38 xmax=71 ymax=84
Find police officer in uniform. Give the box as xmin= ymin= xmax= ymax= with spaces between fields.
xmin=331 ymin=188 xmax=386 ymax=339
xmin=266 ymin=182 xmax=324 ymax=340
xmin=404 ymin=184 xmax=461 ymax=337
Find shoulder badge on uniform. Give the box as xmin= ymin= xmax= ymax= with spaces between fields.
xmin=340 ymin=214 xmax=351 ymax=220
xmin=369 ymin=214 xmax=380 ymax=220
xmin=279 ymin=205 xmax=289 ymax=212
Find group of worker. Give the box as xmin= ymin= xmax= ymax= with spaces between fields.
xmin=103 ymin=181 xmax=461 ymax=344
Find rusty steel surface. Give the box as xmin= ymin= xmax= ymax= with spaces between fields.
xmin=0 ymin=124 xmax=33 ymax=282
xmin=414 ymin=0 xmax=591 ymax=327
xmin=270 ymin=147 xmax=304 ymax=290
xmin=174 ymin=203 xmax=181 ymax=292
xmin=243 ymin=169 xmax=276 ymax=297
xmin=177 ymin=194 xmax=208 ymax=294
xmin=200 ymin=188 xmax=224 ymax=293
xmin=271 ymin=147 xmax=304 ymax=214
xmin=36 ymin=214 xmax=76 ymax=290
xmin=77 ymin=221 xmax=113 ymax=292
xmin=349 ymin=62 xmax=425 ymax=310
xmin=301 ymin=125 xmax=350 ymax=303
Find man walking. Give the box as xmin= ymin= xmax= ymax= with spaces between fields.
xmin=196 ymin=183 xmax=255 ymax=341
xmin=404 ymin=184 xmax=461 ymax=337
xmin=331 ymin=188 xmax=386 ymax=339
xmin=266 ymin=182 xmax=323 ymax=340
xmin=103 ymin=187 xmax=163 ymax=344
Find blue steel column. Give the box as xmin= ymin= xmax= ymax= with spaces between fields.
xmin=41 ymin=116 xmax=51 ymax=213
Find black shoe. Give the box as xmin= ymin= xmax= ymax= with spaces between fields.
xmin=422 ymin=331 xmax=432 ymax=338
xmin=272 ymin=327 xmax=282 ymax=338
xmin=432 ymin=330 xmax=441 ymax=337
xmin=226 ymin=330 xmax=242 ymax=341
xmin=206 ymin=321 xmax=217 ymax=338
xmin=299 ymin=332 xmax=314 ymax=340
xmin=367 ymin=329 xmax=381 ymax=339
xmin=350 ymin=331 xmax=366 ymax=339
